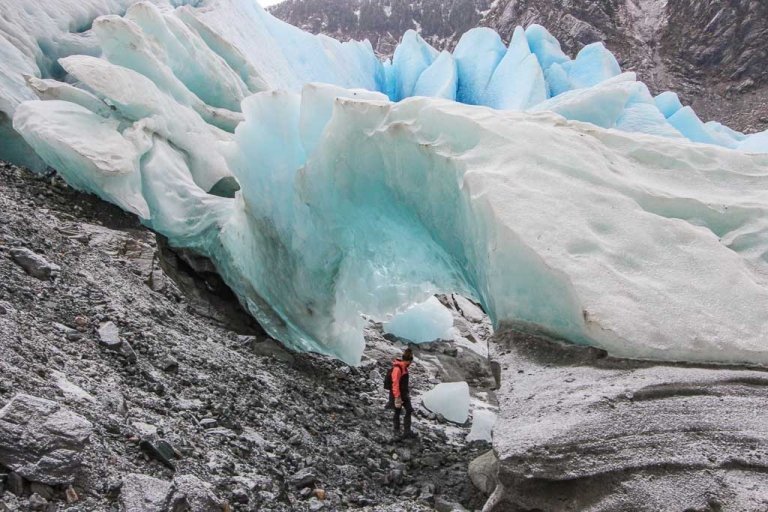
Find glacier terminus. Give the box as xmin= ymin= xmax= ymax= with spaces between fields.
xmin=1 ymin=0 xmax=767 ymax=367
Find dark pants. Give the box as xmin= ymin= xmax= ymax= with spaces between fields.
xmin=393 ymin=396 xmax=413 ymax=433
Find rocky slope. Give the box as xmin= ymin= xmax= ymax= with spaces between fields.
xmin=0 ymin=162 xmax=495 ymax=512
xmin=270 ymin=0 xmax=768 ymax=132
xmin=269 ymin=0 xmax=492 ymax=56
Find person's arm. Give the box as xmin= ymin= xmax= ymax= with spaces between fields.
xmin=391 ymin=366 xmax=402 ymax=398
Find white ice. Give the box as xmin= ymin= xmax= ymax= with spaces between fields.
xmin=384 ymin=297 xmax=455 ymax=343
xmin=467 ymin=409 xmax=497 ymax=442
xmin=421 ymin=382 xmax=470 ymax=424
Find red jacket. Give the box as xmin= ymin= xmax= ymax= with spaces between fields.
xmin=391 ymin=359 xmax=410 ymax=398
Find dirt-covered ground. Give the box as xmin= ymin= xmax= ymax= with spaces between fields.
xmin=0 ymin=162 xmax=495 ymax=512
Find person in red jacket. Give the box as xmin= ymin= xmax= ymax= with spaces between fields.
xmin=390 ymin=348 xmax=415 ymax=438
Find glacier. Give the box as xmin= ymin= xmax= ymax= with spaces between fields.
xmin=3 ymin=0 xmax=768 ymax=366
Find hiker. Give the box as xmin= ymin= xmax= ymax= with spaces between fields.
xmin=387 ymin=347 xmax=415 ymax=438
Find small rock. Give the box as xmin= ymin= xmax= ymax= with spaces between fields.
xmin=308 ymin=497 xmax=325 ymax=511
xmin=434 ymin=496 xmax=468 ymax=512
xmin=199 ymin=418 xmax=218 ymax=429
xmin=7 ymin=472 xmax=24 ymax=496
xmin=132 ymin=422 xmax=158 ymax=438
xmin=97 ymin=322 xmax=122 ymax=348
xmin=65 ymin=485 xmax=79 ymax=503
xmin=288 ymin=468 xmax=317 ymax=489
xmin=73 ymin=316 xmax=88 ymax=329
xmin=119 ymin=341 xmax=138 ymax=363
xmin=0 ymin=304 xmax=6 ymax=315
xmin=442 ymin=347 xmax=458 ymax=357
xmin=139 ymin=440 xmax=176 ymax=471
xmin=9 ymin=248 xmax=60 ymax=280
xmin=28 ymin=493 xmax=48 ymax=511
xmin=159 ymin=357 xmax=178 ymax=373
xmin=313 ymin=488 xmax=326 ymax=500
xmin=29 ymin=482 xmax=54 ymax=500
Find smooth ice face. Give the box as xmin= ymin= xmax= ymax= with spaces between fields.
xmin=467 ymin=409 xmax=497 ymax=442
xmin=453 ymin=28 xmax=506 ymax=105
xmin=421 ymin=382 xmax=470 ymax=424
xmin=384 ymin=297 xmax=455 ymax=343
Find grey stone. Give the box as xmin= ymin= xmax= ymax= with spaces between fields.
xmin=29 ymin=483 xmax=54 ymax=500
xmin=288 ymin=468 xmax=317 ymax=489
xmin=167 ymin=474 xmax=226 ymax=512
xmin=434 ymin=496 xmax=468 ymax=512
xmin=28 ymin=493 xmax=48 ymax=511
xmin=7 ymin=472 xmax=24 ymax=496
xmin=199 ymin=418 xmax=218 ymax=429
xmin=119 ymin=474 xmax=171 ymax=512
xmin=469 ymin=450 xmax=498 ymax=496
xmin=0 ymin=394 xmax=93 ymax=485
xmin=9 ymin=248 xmax=60 ymax=280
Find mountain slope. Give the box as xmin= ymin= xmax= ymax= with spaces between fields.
xmin=269 ymin=0 xmax=492 ymax=55
xmin=270 ymin=0 xmax=768 ymax=132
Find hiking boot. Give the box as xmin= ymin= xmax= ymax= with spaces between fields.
xmin=401 ymin=430 xmax=418 ymax=439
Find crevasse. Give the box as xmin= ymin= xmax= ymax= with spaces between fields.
xmin=3 ymin=0 xmax=768 ymax=365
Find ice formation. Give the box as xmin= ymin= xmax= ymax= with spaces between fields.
xmin=3 ymin=0 xmax=768 ymax=366
xmin=467 ymin=409 xmax=497 ymax=443
xmin=384 ymin=297 xmax=455 ymax=343
xmin=421 ymin=382 xmax=471 ymax=424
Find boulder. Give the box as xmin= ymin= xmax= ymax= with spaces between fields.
xmin=119 ymin=473 xmax=226 ymax=512
xmin=468 ymin=450 xmax=498 ymax=496
xmin=489 ymin=329 xmax=768 ymax=511
xmin=120 ymin=474 xmax=171 ymax=512
xmin=9 ymin=248 xmax=60 ymax=280
xmin=167 ymin=474 xmax=226 ymax=512
xmin=0 ymin=394 xmax=93 ymax=485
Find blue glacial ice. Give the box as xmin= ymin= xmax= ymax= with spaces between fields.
xmin=3 ymin=0 xmax=768 ymax=366
xmin=384 ymin=297 xmax=455 ymax=343
xmin=421 ymin=382 xmax=471 ymax=424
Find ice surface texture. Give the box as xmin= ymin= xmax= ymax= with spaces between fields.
xmin=5 ymin=0 xmax=768 ymax=365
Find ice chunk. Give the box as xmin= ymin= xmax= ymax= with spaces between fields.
xmin=739 ymin=130 xmax=768 ymax=154
xmin=530 ymin=80 xmax=639 ymax=129
xmin=667 ymin=106 xmax=719 ymax=145
xmin=384 ymin=297 xmax=454 ymax=343
xmin=421 ymin=382 xmax=470 ymax=424
xmin=13 ymin=100 xmax=149 ymax=218
xmin=567 ymin=42 xmax=621 ymax=89
xmin=453 ymin=28 xmax=506 ymax=105
xmin=485 ymin=27 xmax=548 ymax=110
xmin=59 ymin=55 xmax=233 ymax=193
xmin=525 ymin=24 xmax=570 ymax=71
xmin=413 ymin=51 xmax=458 ymax=101
xmin=467 ymin=409 xmax=496 ymax=442
xmin=125 ymin=2 xmax=251 ymax=111
xmin=24 ymin=75 xmax=113 ymax=117
xmin=654 ymin=91 xmax=684 ymax=118
xmin=390 ymin=30 xmax=438 ymax=101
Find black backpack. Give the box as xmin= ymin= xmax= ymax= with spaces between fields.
xmin=383 ymin=366 xmax=393 ymax=390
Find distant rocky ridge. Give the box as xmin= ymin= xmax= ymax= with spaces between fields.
xmin=270 ymin=0 xmax=768 ymax=132
xmin=270 ymin=0 xmax=492 ymax=56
